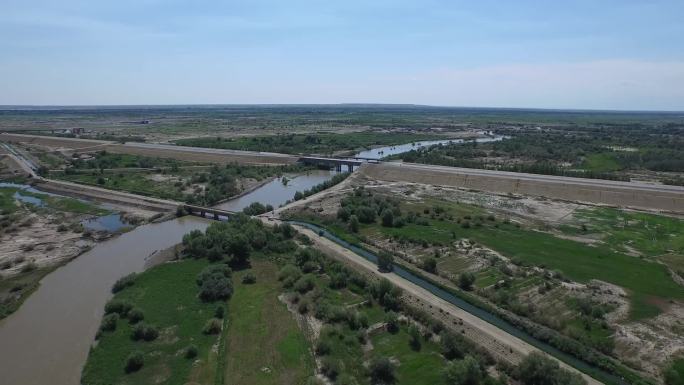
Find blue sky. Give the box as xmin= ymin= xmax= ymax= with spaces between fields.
xmin=1 ymin=0 xmax=683 ymax=110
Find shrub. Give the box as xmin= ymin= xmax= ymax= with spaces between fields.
xmin=369 ymin=357 xmax=396 ymax=385
xmin=131 ymin=323 xmax=159 ymax=341
xmin=184 ymin=345 xmax=198 ymax=359
xmin=348 ymin=215 xmax=360 ymax=233
xmin=242 ymin=272 xmax=256 ymax=284
xmin=203 ymin=318 xmax=222 ymax=335
xmin=293 ymin=274 xmax=316 ymax=294
xmin=440 ymin=331 xmax=465 ymax=360
xmin=278 ymin=264 xmax=302 ymax=288
xmin=125 ymin=351 xmax=144 ymax=373
xmin=197 ymin=265 xmax=233 ymax=302
xmin=315 ymin=339 xmax=331 ymax=356
xmin=422 ymin=257 xmax=437 ymax=273
xmin=100 ymin=313 xmax=119 ymax=332
xmin=408 ymin=324 xmax=421 ymax=351
xmin=458 ymin=272 xmax=476 ymax=291
xmin=377 ymin=251 xmax=394 ymax=272
xmin=320 ymin=357 xmax=340 ymax=380
xmin=443 ymin=355 xmax=481 ymax=385
xmin=516 ymin=352 xmax=586 ymax=385
xmin=385 ymin=311 xmax=399 ymax=334
xmin=214 ymin=305 xmax=225 ymax=319
xmin=127 ymin=308 xmax=144 ymax=324
xmin=104 ymin=300 xmax=133 ymax=317
xmin=112 ymin=273 xmax=137 ymax=293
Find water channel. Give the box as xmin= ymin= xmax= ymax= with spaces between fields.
xmin=354 ymin=135 xmax=505 ymax=159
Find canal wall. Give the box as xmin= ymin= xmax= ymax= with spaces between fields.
xmin=361 ymin=163 xmax=684 ymax=213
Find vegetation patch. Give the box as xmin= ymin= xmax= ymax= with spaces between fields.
xmin=223 ymin=261 xmax=314 ymax=385
xmin=81 ymin=259 xmax=225 ymax=385
xmin=174 ymin=131 xmax=447 ymax=156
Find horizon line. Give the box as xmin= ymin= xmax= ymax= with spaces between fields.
xmin=0 ymin=103 xmax=683 ymax=114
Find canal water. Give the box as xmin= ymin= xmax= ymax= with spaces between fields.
xmin=354 ymin=136 xmax=505 ymax=159
xmin=215 ymin=169 xmax=337 ymax=212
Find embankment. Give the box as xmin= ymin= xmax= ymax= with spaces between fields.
xmin=361 ymin=163 xmax=684 ymax=213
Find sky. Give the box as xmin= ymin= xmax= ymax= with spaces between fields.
xmin=1 ymin=0 xmax=683 ymax=110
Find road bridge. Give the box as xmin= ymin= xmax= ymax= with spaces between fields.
xmin=298 ymin=156 xmax=364 ymax=171
xmin=183 ymin=204 xmax=236 ymax=220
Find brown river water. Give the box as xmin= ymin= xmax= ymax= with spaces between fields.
xmin=0 ymin=169 xmax=336 ymax=385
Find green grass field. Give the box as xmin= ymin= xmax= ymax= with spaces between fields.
xmin=81 ymin=259 xmax=224 ymax=385
xmin=370 ymin=326 xmax=448 ymax=385
xmin=224 ymin=261 xmax=314 ymax=385
xmin=376 ymin=217 xmax=684 ymax=320
xmin=57 ymin=173 xmax=189 ymax=201
xmin=581 ymin=153 xmax=622 ymax=172
xmin=563 ymin=207 xmax=684 ymax=258
xmin=309 ymin=196 xmax=684 ymax=321
xmin=0 ymin=187 xmax=19 ymax=213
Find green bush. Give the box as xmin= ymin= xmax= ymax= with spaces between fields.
xmin=131 ymin=323 xmax=159 ymax=341
xmin=369 ymin=357 xmax=396 ymax=385
xmin=127 ymin=308 xmax=144 ymax=324
xmin=184 ymin=345 xmax=198 ymax=359
xmin=124 ymin=351 xmax=144 ymax=373
xmin=203 ymin=318 xmax=222 ymax=335
xmin=112 ymin=273 xmax=137 ymax=293
xmin=100 ymin=313 xmax=119 ymax=332
xmin=196 ymin=265 xmax=233 ymax=302
xmin=104 ymin=299 xmax=132 ymax=317
xmin=443 ymin=355 xmax=482 ymax=385
xmin=241 ymin=272 xmax=256 ymax=284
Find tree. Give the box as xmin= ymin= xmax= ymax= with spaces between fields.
xmin=337 ymin=207 xmax=351 ymax=222
xmin=228 ymin=234 xmax=250 ymax=266
xmin=381 ymin=209 xmax=395 ymax=227
xmin=443 ymin=355 xmax=481 ymax=385
xmin=197 ymin=264 xmax=233 ymax=302
xmin=377 ymin=251 xmax=394 ymax=273
xmin=370 ymin=357 xmax=396 ymax=385
xmin=357 ymin=206 xmax=377 ymax=223
xmin=348 ymin=215 xmax=360 ymax=233
xmin=458 ymin=272 xmax=476 ymax=291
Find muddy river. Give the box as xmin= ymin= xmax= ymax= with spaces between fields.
xmin=0 ymin=170 xmax=337 ymax=385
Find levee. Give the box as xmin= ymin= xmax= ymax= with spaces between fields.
xmin=361 ymin=163 xmax=684 ymax=213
